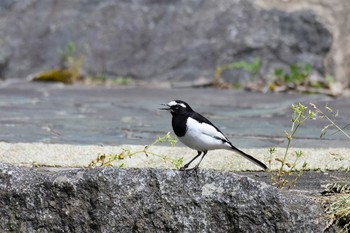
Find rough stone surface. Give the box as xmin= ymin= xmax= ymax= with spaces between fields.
xmin=257 ymin=0 xmax=350 ymax=87
xmin=0 ymin=0 xmax=333 ymax=83
xmin=0 ymin=163 xmax=332 ymax=233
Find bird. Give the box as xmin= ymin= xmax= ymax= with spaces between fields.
xmin=160 ymin=100 xmax=267 ymax=171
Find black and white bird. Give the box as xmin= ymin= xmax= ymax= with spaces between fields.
xmin=160 ymin=100 xmax=267 ymax=171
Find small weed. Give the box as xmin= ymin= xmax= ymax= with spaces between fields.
xmin=59 ymin=42 xmax=85 ymax=82
xmin=325 ymin=195 xmax=350 ymax=232
xmin=323 ymin=183 xmax=350 ymax=195
xmin=58 ymin=42 xmax=77 ymax=64
xmin=89 ymin=132 xmax=183 ymax=169
xmin=316 ymin=118 xmax=350 ymax=231
xmin=310 ymin=103 xmax=350 ymax=140
xmin=214 ymin=57 xmax=262 ymax=88
xmin=274 ymin=64 xmax=312 ymax=87
xmin=87 ymin=75 xmax=107 ymax=84
xmin=86 ymin=75 xmax=133 ymax=86
xmin=33 ymin=42 xmax=84 ymax=84
xmin=271 ymin=64 xmax=341 ymax=95
xmin=308 ymin=103 xmax=350 ymax=231
xmin=213 ymin=58 xmax=342 ymax=95
xmin=268 ymin=103 xmax=314 ymax=189
xmin=325 ymin=74 xmax=335 ymax=86
xmin=111 ymin=76 xmax=133 ymax=85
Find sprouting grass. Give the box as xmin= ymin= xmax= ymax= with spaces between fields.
xmin=268 ymin=103 xmax=314 ymax=189
xmin=33 ymin=42 xmax=84 ymax=84
xmin=308 ymin=103 xmax=350 ymax=231
xmin=88 ymin=132 xmax=183 ymax=169
xmin=271 ymin=64 xmax=336 ymax=95
xmin=325 ymin=195 xmax=350 ymax=232
xmin=268 ymin=101 xmax=350 ymax=191
xmin=274 ymin=64 xmax=312 ymax=87
xmin=86 ymin=75 xmax=134 ymax=86
xmin=310 ymin=103 xmax=350 ymax=140
xmin=213 ymin=57 xmax=262 ymax=88
xmin=33 ymin=42 xmax=135 ymax=86
xmin=213 ymin=58 xmax=340 ymax=95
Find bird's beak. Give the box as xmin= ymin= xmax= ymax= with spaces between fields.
xmin=159 ymin=103 xmax=170 ymax=111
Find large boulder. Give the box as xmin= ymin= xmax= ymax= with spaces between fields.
xmin=257 ymin=0 xmax=350 ymax=89
xmin=0 ymin=0 xmax=339 ymax=84
xmin=0 ymin=163 xmax=332 ymax=232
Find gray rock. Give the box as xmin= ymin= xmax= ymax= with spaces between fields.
xmin=257 ymin=0 xmax=350 ymax=90
xmin=0 ymin=0 xmax=332 ymax=82
xmin=0 ymin=163 xmax=332 ymax=232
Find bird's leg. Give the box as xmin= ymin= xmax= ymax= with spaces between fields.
xmin=180 ymin=151 xmax=202 ymax=171
xmin=185 ymin=151 xmax=208 ymax=172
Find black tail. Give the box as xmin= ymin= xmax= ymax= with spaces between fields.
xmin=230 ymin=145 xmax=267 ymax=170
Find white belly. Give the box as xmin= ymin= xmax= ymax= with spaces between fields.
xmin=178 ymin=118 xmax=232 ymax=152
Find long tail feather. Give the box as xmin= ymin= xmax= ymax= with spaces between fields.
xmin=230 ymin=145 xmax=267 ymax=170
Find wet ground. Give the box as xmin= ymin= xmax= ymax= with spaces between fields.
xmin=0 ymin=80 xmax=349 ymax=148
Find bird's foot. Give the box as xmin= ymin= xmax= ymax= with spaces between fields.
xmin=179 ymin=165 xmax=189 ymax=171
xmin=179 ymin=166 xmax=199 ymax=174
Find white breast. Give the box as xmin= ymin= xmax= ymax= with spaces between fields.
xmin=178 ymin=117 xmax=232 ymax=151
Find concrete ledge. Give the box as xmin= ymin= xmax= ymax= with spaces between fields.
xmin=1 ymin=142 xmax=349 ymax=171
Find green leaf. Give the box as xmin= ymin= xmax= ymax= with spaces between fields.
xmin=303 ymin=64 xmax=312 ymax=74
xmin=274 ymin=68 xmax=284 ymax=78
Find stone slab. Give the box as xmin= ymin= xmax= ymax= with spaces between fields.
xmin=1 ymin=80 xmax=349 ymax=149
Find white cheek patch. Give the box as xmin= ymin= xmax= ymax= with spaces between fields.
xmin=168 ymin=101 xmax=178 ymax=106
xmin=168 ymin=101 xmax=186 ymax=108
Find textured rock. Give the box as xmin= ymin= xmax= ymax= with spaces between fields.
xmin=0 ymin=0 xmax=333 ymax=83
xmin=0 ymin=163 xmax=332 ymax=232
xmin=257 ymin=0 xmax=350 ymax=88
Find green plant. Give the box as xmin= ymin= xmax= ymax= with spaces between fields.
xmin=214 ymin=57 xmax=262 ymax=88
xmin=309 ymin=103 xmax=350 ymax=232
xmin=274 ymin=64 xmax=312 ymax=86
xmin=310 ymin=103 xmax=350 ymax=140
xmin=88 ymin=132 xmax=183 ymax=169
xmin=87 ymin=75 xmax=108 ymax=84
xmin=325 ymin=195 xmax=350 ymax=232
xmin=228 ymin=57 xmax=262 ymax=79
xmin=112 ymin=76 xmax=133 ymax=85
xmin=33 ymin=42 xmax=84 ymax=84
xmin=213 ymin=59 xmax=342 ymax=95
xmin=63 ymin=42 xmax=84 ymax=79
xmin=325 ymin=74 xmax=335 ymax=86
xmin=86 ymin=75 xmax=134 ymax=86
xmin=59 ymin=42 xmax=77 ymax=64
xmin=268 ymin=103 xmax=314 ymax=189
xmin=323 ymin=183 xmax=350 ymax=195
xmin=271 ymin=64 xmax=341 ymax=95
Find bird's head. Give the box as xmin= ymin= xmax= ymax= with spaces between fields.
xmin=160 ymin=100 xmax=193 ymax=115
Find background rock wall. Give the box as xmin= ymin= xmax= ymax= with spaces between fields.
xmin=0 ymin=0 xmax=348 ymax=85
xmin=257 ymin=0 xmax=350 ymax=87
